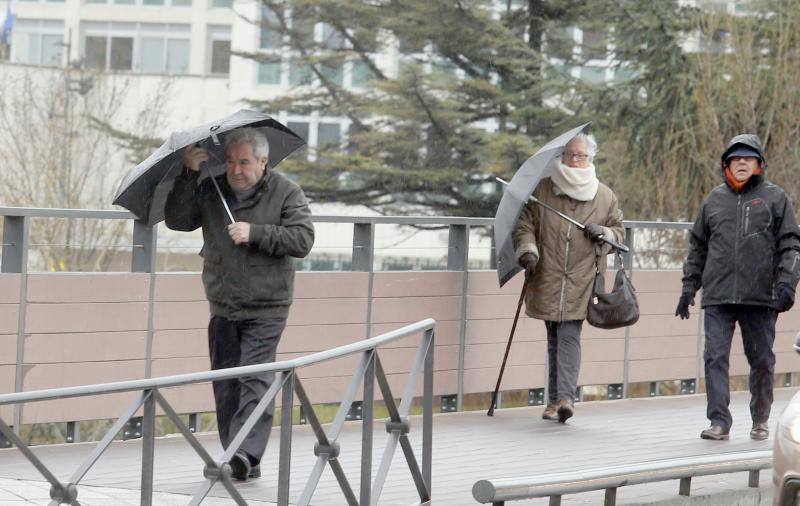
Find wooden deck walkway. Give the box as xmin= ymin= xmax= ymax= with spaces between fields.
xmin=0 ymin=388 xmax=795 ymax=505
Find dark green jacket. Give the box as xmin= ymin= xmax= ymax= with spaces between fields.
xmin=682 ymin=173 xmax=800 ymax=308
xmin=165 ymin=169 xmax=314 ymax=320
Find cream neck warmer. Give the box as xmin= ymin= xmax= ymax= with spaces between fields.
xmin=550 ymin=160 xmax=599 ymax=201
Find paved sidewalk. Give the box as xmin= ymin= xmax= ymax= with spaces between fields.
xmin=0 ymin=388 xmax=795 ymax=505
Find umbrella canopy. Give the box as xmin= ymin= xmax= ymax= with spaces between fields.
xmin=113 ymin=109 xmax=306 ymax=226
xmin=493 ymin=122 xmax=591 ymax=287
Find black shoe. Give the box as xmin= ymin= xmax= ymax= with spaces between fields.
xmin=249 ymin=464 xmax=261 ymax=479
xmin=750 ymin=421 xmax=769 ymax=440
xmin=229 ymin=451 xmax=251 ymax=481
xmin=556 ymin=399 xmax=574 ymax=423
xmin=700 ymin=424 xmax=729 ymax=440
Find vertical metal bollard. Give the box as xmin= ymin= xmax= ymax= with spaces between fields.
xmin=2 ymin=215 xmax=30 ymax=435
xmin=278 ymin=371 xmax=294 ymax=506
xmin=360 ymin=351 xmax=375 ymax=505
xmin=132 ymin=220 xmax=157 ymax=379
xmin=621 ymin=226 xmax=634 ymax=399
xmin=422 ymin=328 xmax=435 ymax=499
xmin=140 ymin=389 xmax=156 ymax=506
xmin=448 ymin=224 xmax=469 ymax=412
xmin=353 ymin=222 xmax=375 ymax=338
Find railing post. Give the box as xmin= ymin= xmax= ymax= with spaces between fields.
xmin=132 ymin=220 xmax=157 ymax=273
xmin=278 ymin=370 xmax=294 ymax=506
xmin=423 ymin=328 xmax=435 ymax=495
xmin=2 ymin=215 xmax=29 ymax=274
xmin=604 ymin=487 xmax=617 ymax=506
xmin=679 ymin=477 xmax=691 ymax=496
xmin=133 ymin=221 xmax=158 ymax=378
xmin=353 ymin=222 xmax=375 ymax=338
xmin=3 ymin=216 xmax=30 ymax=435
xmin=360 ymin=351 xmax=375 ymax=506
xmin=448 ymin=224 xmax=469 ymax=412
xmin=140 ymin=389 xmax=156 ymax=506
xmin=447 ymin=224 xmax=468 ymax=271
xmin=622 ymin=226 xmax=634 ymax=399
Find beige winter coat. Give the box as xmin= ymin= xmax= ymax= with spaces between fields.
xmin=512 ymin=177 xmax=624 ymax=321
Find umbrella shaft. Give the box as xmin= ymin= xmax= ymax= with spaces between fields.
xmin=529 ymin=195 xmax=584 ymax=229
xmin=204 ymin=164 xmax=236 ymax=224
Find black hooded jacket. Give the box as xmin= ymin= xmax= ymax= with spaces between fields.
xmin=681 ymin=135 xmax=800 ymax=308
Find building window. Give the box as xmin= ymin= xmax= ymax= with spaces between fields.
xmin=318 ymin=122 xmax=341 ymax=148
xmin=12 ymin=19 xmax=65 ymax=66
xmin=258 ymin=62 xmax=282 ymax=84
xmin=82 ymin=22 xmax=190 ymax=74
xmin=211 ymin=0 xmax=232 ymax=7
xmin=210 ymin=40 xmax=230 ymax=74
xmin=321 ymin=23 xmax=345 ymax=50
xmin=351 ymin=60 xmax=375 ymax=88
xmin=289 ymin=59 xmax=313 ymax=85
xmin=85 ymin=35 xmax=133 ymax=70
xmin=581 ymin=29 xmax=607 ymax=61
xmin=580 ymin=65 xmax=606 ymax=84
xmin=109 ymin=37 xmax=133 ymax=70
xmin=166 ymin=39 xmax=189 ymax=73
xmin=260 ymin=6 xmax=281 ymax=49
xmin=287 ymin=121 xmax=310 ymax=143
xmin=546 ymin=27 xmax=574 ymax=61
xmin=319 ymin=61 xmax=343 ymax=86
xmin=85 ymin=0 xmax=189 ymax=5
xmin=208 ymin=25 xmax=231 ymax=75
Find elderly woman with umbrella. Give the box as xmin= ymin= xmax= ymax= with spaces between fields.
xmin=512 ymin=132 xmax=624 ymax=423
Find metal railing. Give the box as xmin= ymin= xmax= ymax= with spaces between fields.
xmin=0 ymin=318 xmax=436 ymax=506
xmin=1 ymin=206 xmax=695 ymax=424
xmin=472 ymin=450 xmax=771 ymax=505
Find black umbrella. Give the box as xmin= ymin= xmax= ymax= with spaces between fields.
xmin=113 ymin=109 xmax=306 ymax=226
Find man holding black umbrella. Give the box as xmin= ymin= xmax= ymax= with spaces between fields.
xmin=165 ymin=127 xmax=314 ymax=480
xmin=676 ymin=133 xmax=800 ymax=441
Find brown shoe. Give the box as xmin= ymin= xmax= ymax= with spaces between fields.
xmin=556 ymin=399 xmax=574 ymax=423
xmin=700 ymin=425 xmax=729 ymax=440
xmin=541 ymin=403 xmax=558 ymax=421
xmin=750 ymin=422 xmax=769 ymax=440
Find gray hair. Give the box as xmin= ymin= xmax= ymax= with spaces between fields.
xmin=567 ymin=133 xmax=598 ymax=157
xmin=225 ymin=127 xmax=270 ymax=160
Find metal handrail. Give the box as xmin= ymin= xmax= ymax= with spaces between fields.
xmin=472 ymin=450 xmax=772 ymax=505
xmin=0 ymin=318 xmax=435 ymax=406
xmin=0 ymin=318 xmax=437 ymax=506
xmin=0 ymin=205 xmax=693 ymax=229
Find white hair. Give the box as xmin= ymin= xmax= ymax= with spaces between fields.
xmin=568 ymin=133 xmax=598 ymax=157
xmin=225 ymin=127 xmax=270 ymax=159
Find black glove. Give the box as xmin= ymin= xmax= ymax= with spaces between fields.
xmin=519 ymin=252 xmax=538 ymax=279
xmin=675 ymin=293 xmax=694 ymax=320
xmin=776 ymin=283 xmax=796 ymax=312
xmin=584 ymin=223 xmax=605 ymax=242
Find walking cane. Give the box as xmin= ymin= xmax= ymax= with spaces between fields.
xmin=487 ymin=276 xmax=529 ymax=416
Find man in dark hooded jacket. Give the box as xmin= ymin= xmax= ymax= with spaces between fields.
xmin=676 ymin=134 xmax=800 ymax=441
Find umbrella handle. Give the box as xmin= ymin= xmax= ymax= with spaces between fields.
xmin=597 ymin=235 xmax=629 ymax=253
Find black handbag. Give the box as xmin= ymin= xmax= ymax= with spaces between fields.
xmin=587 ymin=252 xmax=640 ymax=329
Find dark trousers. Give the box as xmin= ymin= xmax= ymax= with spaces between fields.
xmin=208 ymin=315 xmax=286 ymax=464
xmin=703 ymin=304 xmax=776 ymax=431
xmin=545 ymin=320 xmax=584 ymax=403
